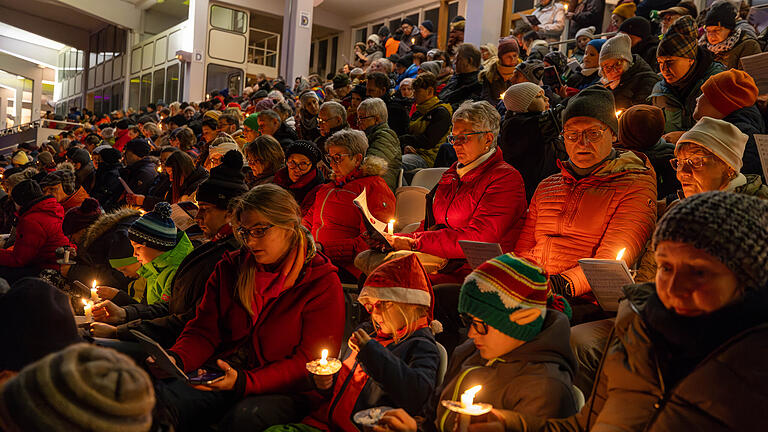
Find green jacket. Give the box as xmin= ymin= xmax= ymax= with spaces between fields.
xmin=364 ymin=122 xmax=402 ymax=191
xmin=138 ymin=232 xmax=193 ymax=304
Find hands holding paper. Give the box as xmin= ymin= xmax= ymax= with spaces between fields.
xmin=383 ymin=233 xmax=415 ymax=251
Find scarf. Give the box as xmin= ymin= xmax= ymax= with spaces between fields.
xmin=457 ymin=148 xmax=496 ymax=178
xmin=300 ymin=109 xmax=318 ymax=131
xmin=212 ymin=223 xmax=233 ymax=243
xmin=332 ymin=166 xmax=364 ymax=187
xmin=580 ymin=67 xmax=599 ymax=76
xmin=416 ymin=95 xmax=443 ymax=115
xmin=496 ymin=63 xmax=517 ymax=81
xmin=704 ymin=27 xmax=742 ymax=54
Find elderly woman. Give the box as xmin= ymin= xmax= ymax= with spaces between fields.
xmin=598 ymin=33 xmax=659 ymax=111
xmin=358 ymin=97 xmax=402 ymax=191
xmin=243 ymin=135 xmax=285 ymax=187
xmin=399 ymin=73 xmax=453 ymax=171
xmin=153 ymin=185 xmax=344 ymax=431
xmin=479 ymin=36 xmax=521 ymax=104
xmin=650 ymin=16 xmax=726 ymax=133
xmin=273 ymin=141 xmax=325 ymax=216
xmin=381 ymin=191 xmax=768 ymax=432
xmin=358 ymin=100 xmax=527 ymax=285
xmin=700 ymin=1 xmax=760 ymax=70
xmin=296 ymin=91 xmax=321 ymax=142
xmin=303 ymin=129 xmax=395 ymax=280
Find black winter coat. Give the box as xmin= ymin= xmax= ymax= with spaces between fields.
xmin=76 ymin=163 xmax=96 ymax=194
xmin=144 ymin=165 xmax=209 ymax=208
xmin=723 ymin=105 xmax=767 ymax=181
xmin=381 ymin=92 xmax=411 ymax=137
xmin=121 ymin=158 xmax=158 ymax=195
xmin=273 ymin=122 xmax=298 ymax=151
xmin=611 ymin=55 xmax=660 ymax=111
xmin=439 ymin=71 xmax=484 ymax=112
xmin=633 ymin=37 xmax=660 ymax=72
xmin=91 ymin=162 xmax=125 ymax=212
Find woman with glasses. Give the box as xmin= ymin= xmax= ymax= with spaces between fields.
xmin=243 ymin=135 xmax=285 ymax=187
xmin=303 ymin=129 xmax=395 ymax=281
xmin=700 ymin=1 xmax=760 ymax=70
xmin=273 ymin=141 xmax=325 ymax=216
xmin=597 ymin=33 xmax=659 ymax=111
xmin=155 ymin=184 xmax=345 ymax=431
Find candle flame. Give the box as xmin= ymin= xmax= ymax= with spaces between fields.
xmin=157 ymin=165 xmax=163 ymax=173
xmin=320 ymin=349 xmax=328 ymax=365
xmin=460 ymin=385 xmax=482 ymax=408
xmin=411 ymin=38 xmax=416 ymax=44
xmin=92 ymin=280 xmax=97 ymax=289
xmin=388 ymin=219 xmax=395 ymax=233
xmin=500 ymin=91 xmax=506 ymax=100
xmin=564 ymin=4 xmax=568 ymax=11
xmin=616 ymin=248 xmax=626 ymax=261
xmin=615 ymin=110 xmax=623 ymax=118
xmin=82 ymin=298 xmax=88 ymax=306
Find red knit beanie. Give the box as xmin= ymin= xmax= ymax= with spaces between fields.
xmin=497 ymin=36 xmax=520 ymax=58
xmin=701 ymin=69 xmax=759 ymax=117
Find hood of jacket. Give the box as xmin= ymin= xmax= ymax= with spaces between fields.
xmin=329 ymin=155 xmax=388 ymax=182
xmin=560 ymin=148 xmax=653 ymax=182
xmin=19 ymin=196 xmax=63 ymax=220
xmin=734 ymin=174 xmax=768 ymax=199
xmin=138 ymin=231 xmax=194 ymax=277
xmin=82 ymin=207 xmax=141 ymax=249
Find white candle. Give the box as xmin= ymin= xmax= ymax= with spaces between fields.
xmin=387 ymin=219 xmax=395 ymax=234
xmin=320 ymin=349 xmax=328 ymax=366
xmin=91 ymin=280 xmax=99 ymax=302
xmin=616 ymin=248 xmax=626 ymax=262
xmin=63 ymin=249 xmax=70 ymax=263
xmin=82 ymin=299 xmax=93 ymax=322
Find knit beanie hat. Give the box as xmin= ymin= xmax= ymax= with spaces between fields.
xmin=503 ymin=82 xmax=544 ymax=113
xmin=705 ymin=0 xmax=737 ymax=30
xmin=92 ymin=145 xmax=111 ymax=155
xmin=11 ymin=151 xmax=28 ymax=166
xmin=600 ymin=33 xmax=633 ymax=64
xmin=101 ymin=127 xmax=115 ymax=140
xmin=459 ymin=254 xmax=549 ymax=342
xmin=63 ymin=197 xmax=101 ymax=236
xmin=128 ymin=202 xmax=178 ymax=251
xmin=657 ymin=15 xmax=698 ymax=59
xmin=619 ymin=16 xmax=652 ymax=40
xmin=209 ymin=139 xmax=243 ymax=161
xmin=420 ymin=20 xmax=434 ymax=33
xmin=69 ymin=147 xmax=91 ymax=166
xmin=251 ymin=90 xmax=268 ymax=100
xmin=676 ymin=116 xmax=747 ymax=172
xmin=619 ymin=105 xmax=665 ymax=151
xmin=39 ymin=164 xmax=77 ymax=195
xmin=419 ymin=61 xmax=443 ymax=77
xmin=125 ymin=138 xmax=151 ymax=158
xmin=0 ymin=278 xmax=81 ymax=371
xmin=203 ymin=110 xmax=221 ymax=121
xmin=515 ymin=59 xmax=545 ymax=84
xmin=333 ymin=74 xmax=351 ymax=89
xmin=587 ymin=38 xmax=608 ymax=53
xmin=286 ymin=140 xmax=323 ymax=166
xmin=0 ymin=343 xmax=155 ymax=432
xmin=196 ymin=150 xmax=248 ymax=210
xmin=562 ymin=85 xmax=619 ymax=134
xmin=243 ymin=113 xmax=259 ymax=132
xmin=575 ymin=26 xmax=596 ymax=40
xmin=497 ymin=36 xmax=520 ymax=58
xmin=612 ymin=2 xmax=636 ymax=19
xmin=701 ymin=69 xmax=759 ymax=117
xmin=37 ymin=151 xmax=54 ymax=168
xmin=99 ymin=147 xmax=122 ymax=165
xmin=358 ymin=254 xmax=441 ymax=332
xmin=653 ymin=191 xmax=768 ymax=290
xmin=11 ymin=179 xmax=43 ymax=208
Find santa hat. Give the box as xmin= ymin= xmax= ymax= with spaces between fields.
xmin=359 ymin=254 xmax=442 ymax=334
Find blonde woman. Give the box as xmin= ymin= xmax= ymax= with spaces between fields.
xmin=154 ymin=184 xmax=345 ymax=431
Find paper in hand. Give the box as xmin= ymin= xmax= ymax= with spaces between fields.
xmin=578 ymin=259 xmax=635 ymax=312
xmin=753 ymin=134 xmax=768 ymax=182
xmin=119 ymin=178 xmax=134 ymax=195
xmin=458 ymin=241 xmax=503 ymax=269
xmin=353 ymin=189 xmax=393 ymax=252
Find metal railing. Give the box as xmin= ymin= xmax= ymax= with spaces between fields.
xmin=547 ymin=32 xmax=618 ymax=47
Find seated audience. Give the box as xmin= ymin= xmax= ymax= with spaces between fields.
xmin=566 ymin=39 xmax=605 ymax=90
xmin=316 ymin=101 xmax=349 ymax=149
xmin=357 ymin=98 xmax=402 ymax=191
xmin=296 ymin=91 xmax=322 ymax=142
xmin=273 ymin=141 xmax=325 ymax=216
xmin=651 ymin=16 xmax=726 ymax=133
xmin=514 ymin=86 xmax=657 ymax=323
xmin=121 ymin=138 xmax=159 ymax=195
xmin=700 ymin=0 xmax=760 ymax=70
xmin=257 ymin=109 xmax=298 ymax=150
xmin=399 ymin=73 xmax=453 ymax=171
xmin=39 ymin=163 xmax=89 ymax=212
xmin=154 ymin=185 xmax=344 ymax=431
xmin=67 ymin=148 xmax=96 ymax=193
xmin=244 ymin=135 xmax=286 ymax=186
xmin=532 ymin=0 xmax=566 ymax=42
xmin=91 ymin=147 xmax=124 ymax=212
xmin=439 ymin=44 xmax=483 ymax=111
xmin=479 ymin=37 xmax=520 ymax=104
xmin=598 ymin=33 xmax=659 ymax=111
xmin=571 ymin=26 xmax=596 ymax=62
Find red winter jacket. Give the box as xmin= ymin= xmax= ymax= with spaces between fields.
xmin=303 ymin=157 xmax=395 ymax=277
xmin=0 ymin=197 xmax=72 ymax=269
xmin=114 ymin=129 xmax=131 ymax=152
xmin=407 ymin=148 xmax=527 ymax=262
xmin=170 ymin=248 xmax=344 ymax=396
xmin=515 ymin=150 xmax=657 ymax=298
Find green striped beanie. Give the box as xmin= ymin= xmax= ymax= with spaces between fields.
xmin=459 ymin=254 xmax=548 ymax=342
xmin=128 ymin=202 xmax=178 ymax=251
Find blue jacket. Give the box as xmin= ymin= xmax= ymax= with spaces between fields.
xmin=396 ymin=64 xmax=419 ymax=90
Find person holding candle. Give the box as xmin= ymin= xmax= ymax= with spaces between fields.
xmin=271 ymin=254 xmax=441 ymax=432
xmin=152 ymin=185 xmax=345 ymax=431
xmin=479 ymin=37 xmax=521 ymax=105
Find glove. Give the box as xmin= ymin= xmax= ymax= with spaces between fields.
xmin=549 ymin=274 xmax=573 ymax=297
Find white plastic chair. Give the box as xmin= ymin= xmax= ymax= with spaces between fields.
xmin=410 ymin=167 xmax=448 ymax=190
xmin=435 ymin=341 xmax=448 ymax=387
xmin=572 ymin=385 xmax=586 ymax=411
xmin=394 ymin=186 xmax=429 ymax=231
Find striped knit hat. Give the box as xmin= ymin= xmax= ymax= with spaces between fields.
xmin=128 ymin=202 xmax=178 ymax=251
xmin=459 ymin=254 xmax=549 ymax=341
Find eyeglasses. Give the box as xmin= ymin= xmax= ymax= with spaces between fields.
xmin=363 ymin=300 xmax=393 ymax=314
xmin=562 ymin=127 xmax=608 ymax=143
xmin=358 ymin=115 xmax=375 ymax=121
xmin=236 ymin=223 xmax=274 ymax=240
xmin=670 ymin=155 xmax=712 ymax=171
xmin=460 ymin=313 xmax=488 ymax=335
xmin=601 ymin=61 xmax=626 ymax=73
xmin=328 ymin=153 xmax=351 ymax=165
xmin=287 ymin=160 xmax=312 ymax=170
xmin=447 ymin=131 xmax=492 ymax=146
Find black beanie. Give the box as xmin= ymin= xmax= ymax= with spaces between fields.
xmin=196 ymin=150 xmax=248 ymax=209
xmin=115 ymin=119 xmax=129 ymax=130
xmin=62 ymin=197 xmax=101 ymax=236
xmin=619 ymin=16 xmax=652 ymax=40
xmin=562 ymin=85 xmax=619 ymax=134
xmin=286 ymin=140 xmax=323 ymax=166
xmin=166 ymin=114 xmax=187 ymax=127
xmin=11 ymin=179 xmax=44 ymax=208
xmin=333 ymin=74 xmax=351 ymax=89
xmin=0 ymin=278 xmax=81 ymax=371
xmin=705 ymin=1 xmax=737 ymax=30
xmin=99 ymin=147 xmax=122 ymax=164
xmin=69 ymin=148 xmax=91 ymax=166
xmin=125 ymin=138 xmax=151 ymax=158
xmin=397 ymin=53 xmax=414 ymax=67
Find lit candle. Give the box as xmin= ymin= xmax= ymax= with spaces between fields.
xmin=460 ymin=385 xmax=482 ymax=409
xmin=320 ymin=349 xmax=328 ymax=366
xmin=615 ymin=110 xmax=623 ymax=118
xmin=616 ymin=247 xmax=626 ymax=262
xmin=63 ymin=248 xmax=70 ymax=263
xmin=387 ymin=219 xmax=395 ymax=233
xmin=500 ymin=91 xmax=506 ymax=100
xmin=411 ymin=37 xmax=416 ymax=44
xmin=91 ymin=280 xmax=99 ymax=302
xmin=307 ymin=348 xmax=341 ymax=375
xmin=82 ymin=299 xmax=93 ymax=322
xmin=564 ymin=3 xmax=569 ymax=12
xmin=157 ymin=165 xmax=163 ymax=173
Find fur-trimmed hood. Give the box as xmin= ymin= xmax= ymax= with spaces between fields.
xmin=330 ymin=155 xmax=388 ymax=181
xmin=56 ymin=161 xmax=76 ymax=173
xmin=82 ymin=207 xmax=141 ymax=249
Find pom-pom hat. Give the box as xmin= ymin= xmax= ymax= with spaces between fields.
xmin=128 ymin=202 xmax=178 ymax=251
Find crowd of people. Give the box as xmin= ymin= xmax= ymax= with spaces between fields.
xmin=2 ymin=0 xmax=768 ymax=431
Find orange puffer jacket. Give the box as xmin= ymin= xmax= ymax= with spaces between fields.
xmin=515 ymin=150 xmax=657 ymax=298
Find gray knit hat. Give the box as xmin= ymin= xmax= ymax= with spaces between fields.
xmin=503 ymin=82 xmax=544 ymax=113
xmin=515 ymin=59 xmax=545 ymax=84
xmin=599 ymin=33 xmax=633 ymax=64
xmin=653 ymin=191 xmax=768 ymax=290
xmin=562 ymin=85 xmax=619 ymax=134
xmin=575 ymin=26 xmax=596 ymax=40
xmin=0 ymin=343 xmax=155 ymax=432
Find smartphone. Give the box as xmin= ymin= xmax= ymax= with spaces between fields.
xmin=188 ymin=371 xmax=225 ymax=385
xmin=543 ymin=66 xmax=562 ymax=90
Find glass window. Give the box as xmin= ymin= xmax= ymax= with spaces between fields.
xmin=330 ymin=36 xmax=338 ymax=75
xmin=205 ymin=64 xmax=242 ymax=96
xmin=98 ymin=28 xmax=107 ymax=64
xmin=210 ymin=5 xmax=247 ymax=33
xmin=93 ymin=90 xmax=103 ymax=117
xmin=448 ymin=1 xmax=459 ymax=32
xmin=424 ymin=7 xmax=439 ymax=28
xmin=129 ymin=76 xmax=140 ymax=110
xmin=318 ymin=39 xmax=328 ymax=77
xmin=405 ymin=13 xmax=419 ymax=27
xmin=140 ymin=73 xmax=152 ymax=107
xmin=104 ymin=27 xmax=115 ymax=62
xmin=112 ymin=83 xmax=123 ymax=112
xmin=354 ymin=28 xmax=367 ymax=43
xmin=165 ymin=64 xmax=179 ymax=103
xmin=115 ymin=29 xmax=125 ymax=57
xmin=89 ymin=33 xmax=98 ymax=69
xmin=372 ymin=23 xmax=385 ymax=36
xmin=153 ymin=68 xmax=165 ymax=104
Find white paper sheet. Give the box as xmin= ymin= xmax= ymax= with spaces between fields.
xmin=754 ymin=134 xmax=768 ymax=182
xmin=741 ymin=52 xmax=768 ymax=94
xmin=458 ymin=241 xmax=503 ymax=269
xmin=578 ymin=258 xmax=635 ymax=312
xmin=353 ymin=189 xmax=387 ymax=236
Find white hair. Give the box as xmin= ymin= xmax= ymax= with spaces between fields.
xmin=358 ymin=98 xmax=388 ymax=123
xmin=453 ymin=100 xmax=501 ymax=147
xmin=268 ymin=90 xmax=284 ymax=102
